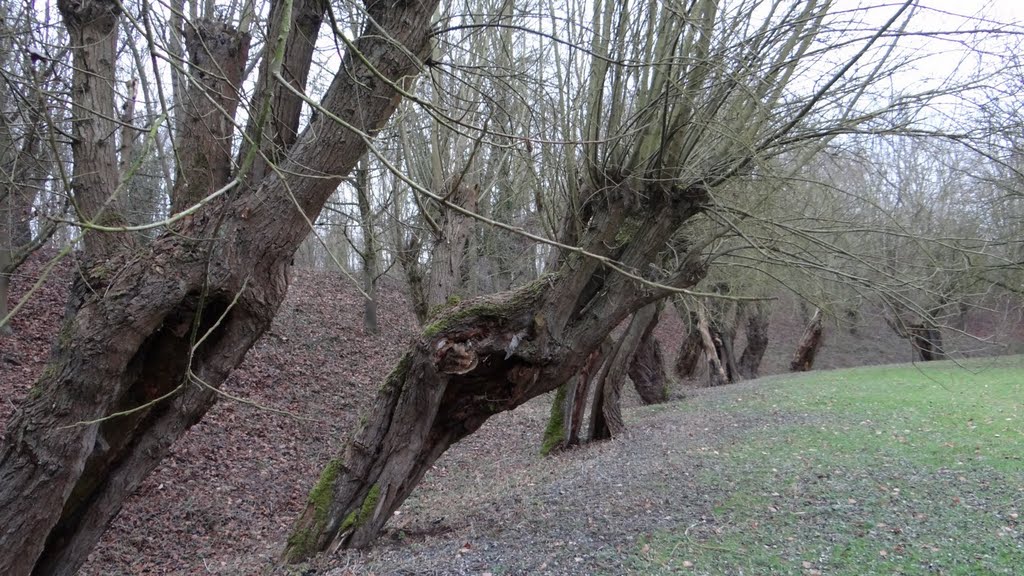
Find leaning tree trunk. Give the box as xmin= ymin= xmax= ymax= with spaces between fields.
xmin=0 ymin=1 xmax=437 ymax=574
xmin=284 ymin=183 xmax=710 ymax=562
xmin=737 ymin=301 xmax=770 ymax=379
xmin=627 ymin=301 xmax=669 ymax=404
xmin=790 ymin=307 xmax=824 ymax=372
xmin=589 ymin=302 xmax=663 ymax=440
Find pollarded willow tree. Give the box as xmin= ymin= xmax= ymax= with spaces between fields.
xmin=281 ymin=0 xmax=980 ymax=560
xmin=0 ymin=0 xmax=438 ymax=573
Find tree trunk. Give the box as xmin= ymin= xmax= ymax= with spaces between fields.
xmin=284 ymin=183 xmax=710 ymax=561
xmin=355 ymin=159 xmax=379 ymax=335
xmin=0 ymin=1 xmax=437 ymax=573
xmin=60 ymin=0 xmax=129 ymax=260
xmin=674 ymin=308 xmax=702 ymax=379
xmin=237 ymin=0 xmax=326 ymax=185
xmin=713 ymin=323 xmax=741 ymax=382
xmin=697 ymin=308 xmax=729 ymax=387
xmin=627 ymin=301 xmax=668 ymax=404
xmin=737 ymin=301 xmax=769 ymax=379
xmin=171 ymin=19 xmax=250 ymax=214
xmin=0 ymin=245 xmax=9 ymax=335
xmin=707 ymin=285 xmax=741 ymax=382
xmin=589 ymin=302 xmax=662 ymax=439
xmin=396 ymin=230 xmax=429 ymax=324
xmin=541 ymin=337 xmax=608 ymax=455
xmin=909 ymin=323 xmax=945 ymax=361
xmin=425 ymin=184 xmax=478 ymax=314
xmin=790 ymin=307 xmax=824 ymax=372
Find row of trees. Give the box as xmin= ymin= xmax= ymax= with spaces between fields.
xmin=0 ymin=0 xmax=1020 ymax=573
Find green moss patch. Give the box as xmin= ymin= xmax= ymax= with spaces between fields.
xmin=540 ymin=384 xmax=568 ymax=456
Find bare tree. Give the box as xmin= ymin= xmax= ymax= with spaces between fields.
xmin=0 ymin=0 xmax=438 ymax=573
xmin=283 ymin=0 xmax=956 ymax=559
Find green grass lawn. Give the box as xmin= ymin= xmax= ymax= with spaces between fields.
xmin=631 ymin=356 xmax=1024 ymax=575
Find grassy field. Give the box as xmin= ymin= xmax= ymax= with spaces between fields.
xmin=631 ymin=356 xmax=1024 ymax=575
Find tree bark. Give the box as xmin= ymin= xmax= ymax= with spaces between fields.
xmin=284 ymin=183 xmax=709 ymax=561
xmin=541 ymin=337 xmax=608 ymax=455
xmin=60 ymin=0 xmax=129 ymax=260
xmin=589 ymin=302 xmax=662 ymax=439
xmin=0 ymin=1 xmax=437 ymax=574
xmin=355 ymin=159 xmax=379 ymax=335
xmin=909 ymin=323 xmax=945 ymax=361
xmin=171 ymin=19 xmax=250 ymax=214
xmin=707 ymin=285 xmax=741 ymax=382
xmin=697 ymin=309 xmax=729 ymax=387
xmin=237 ymin=0 xmax=326 ymax=185
xmin=737 ymin=301 xmax=769 ymax=379
xmin=790 ymin=307 xmax=824 ymax=372
xmin=425 ymin=184 xmax=478 ymax=314
xmin=674 ymin=307 xmax=702 ymax=379
xmin=627 ymin=301 xmax=668 ymax=404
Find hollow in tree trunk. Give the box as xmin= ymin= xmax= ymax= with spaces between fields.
xmin=0 ymin=1 xmax=437 ymax=573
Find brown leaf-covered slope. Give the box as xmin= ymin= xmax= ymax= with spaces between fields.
xmin=1 ymin=253 xmax=417 ymax=574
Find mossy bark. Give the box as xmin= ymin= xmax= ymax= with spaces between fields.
xmin=541 ymin=335 xmax=609 ymax=454
xmin=0 ymin=1 xmax=436 ymax=573
xmin=286 ymin=183 xmax=710 ymax=561
xmin=540 ymin=384 xmax=568 ymax=456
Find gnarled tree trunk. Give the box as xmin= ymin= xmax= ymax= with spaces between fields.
xmin=674 ymin=306 xmax=702 ymax=379
xmin=589 ymin=302 xmax=663 ymax=439
xmin=284 ymin=183 xmax=709 ymax=562
xmin=541 ymin=337 xmax=609 ymax=455
xmin=909 ymin=323 xmax=945 ymax=361
xmin=707 ymin=285 xmax=741 ymax=382
xmin=737 ymin=301 xmax=770 ymax=379
xmin=790 ymin=307 xmax=824 ymax=372
xmin=628 ymin=301 xmax=669 ymax=404
xmin=0 ymin=1 xmax=436 ymax=574
xmin=696 ymin=307 xmax=729 ymax=387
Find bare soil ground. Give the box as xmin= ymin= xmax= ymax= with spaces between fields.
xmin=1 ymin=254 xmax=1020 ymax=575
